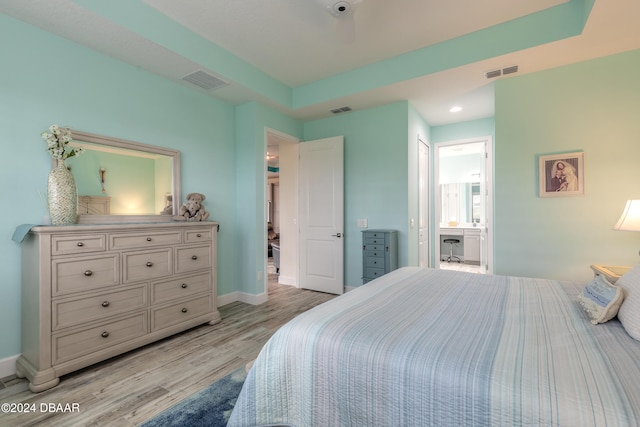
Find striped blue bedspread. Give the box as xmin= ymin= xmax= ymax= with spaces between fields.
xmin=228 ymin=267 xmax=640 ymax=426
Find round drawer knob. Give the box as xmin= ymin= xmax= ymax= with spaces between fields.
xmin=191 ymin=255 xmax=198 ymax=260
xmin=101 ymin=301 xmax=110 ymax=307
xmin=146 ymin=237 xmax=152 ymax=242
xmin=84 ymin=270 xmax=93 ymax=277
xmin=181 ymin=307 xmax=188 ymax=313
xmin=181 ymin=283 xmax=188 ymax=289
xmin=101 ymin=331 xmax=110 ymax=338
xmin=77 ymin=242 xmax=84 ymax=247
xmin=146 ymin=261 xmax=154 ymax=267
xmin=197 ymin=233 xmax=202 ymax=237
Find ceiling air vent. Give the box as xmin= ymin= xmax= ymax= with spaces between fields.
xmin=485 ymin=69 xmax=502 ymax=79
xmin=330 ymin=106 xmax=352 ymax=114
xmin=182 ymin=70 xmax=229 ymax=90
xmin=485 ymin=65 xmax=519 ymax=79
xmin=502 ymin=65 xmax=519 ymax=75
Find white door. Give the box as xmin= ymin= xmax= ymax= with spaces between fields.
xmin=479 ymin=140 xmax=493 ymax=274
xmin=418 ymin=139 xmax=430 ymax=267
xmin=299 ymin=136 xmax=344 ymax=294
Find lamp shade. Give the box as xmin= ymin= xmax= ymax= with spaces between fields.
xmin=613 ymin=200 xmax=640 ymax=231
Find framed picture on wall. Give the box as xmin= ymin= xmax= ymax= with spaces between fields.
xmin=538 ymin=151 xmax=584 ymax=197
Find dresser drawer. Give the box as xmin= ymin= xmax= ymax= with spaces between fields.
xmin=110 ymin=231 xmax=181 ymax=250
xmin=364 ymin=244 xmax=385 ymax=256
xmin=364 ymin=267 xmax=385 ymax=280
xmin=51 ymin=234 xmax=107 ymax=255
xmin=365 ymin=257 xmax=385 ymax=268
xmin=363 ymin=246 xmax=385 ymax=256
xmin=363 ymin=231 xmax=387 ymax=239
xmin=151 ymin=272 xmax=211 ymax=305
xmin=52 ymin=312 xmax=148 ymax=364
xmin=151 ymin=294 xmax=212 ymax=331
xmin=123 ymin=249 xmax=172 ymax=283
xmin=363 ymin=236 xmax=387 ymax=245
xmin=52 ymin=254 xmax=119 ymax=296
xmin=184 ymin=228 xmax=213 ymax=243
xmin=52 ymin=285 xmax=147 ymax=330
xmin=176 ymin=245 xmax=212 ymax=274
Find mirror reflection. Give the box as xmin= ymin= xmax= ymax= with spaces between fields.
xmin=440 ymin=183 xmax=480 ymax=225
xmin=439 ymin=142 xmax=484 ymax=227
xmin=63 ymin=130 xmax=180 ymax=220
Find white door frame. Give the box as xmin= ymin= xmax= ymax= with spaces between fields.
xmin=264 ymin=128 xmax=300 ymax=298
xmin=418 ymin=136 xmax=431 ymax=268
xmin=434 ymin=136 xmax=493 ymax=274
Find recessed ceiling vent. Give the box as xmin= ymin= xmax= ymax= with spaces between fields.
xmin=182 ymin=70 xmax=229 ymax=90
xmin=330 ymin=106 xmax=352 ymax=114
xmin=485 ymin=65 xmax=519 ymax=79
xmin=502 ymin=65 xmax=519 ymax=75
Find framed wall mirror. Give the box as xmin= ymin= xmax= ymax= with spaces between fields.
xmin=59 ymin=129 xmax=181 ymax=223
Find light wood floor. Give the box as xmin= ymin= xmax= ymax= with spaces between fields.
xmin=0 ymin=272 xmax=335 ymax=427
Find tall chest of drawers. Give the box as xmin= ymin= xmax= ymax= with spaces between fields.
xmin=362 ymin=229 xmax=398 ymax=284
xmin=16 ymin=222 xmax=221 ymax=392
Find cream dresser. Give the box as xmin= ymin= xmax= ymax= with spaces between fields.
xmin=16 ymin=221 xmax=221 ymax=392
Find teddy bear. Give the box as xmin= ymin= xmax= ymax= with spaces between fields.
xmin=177 ymin=192 xmax=210 ymax=221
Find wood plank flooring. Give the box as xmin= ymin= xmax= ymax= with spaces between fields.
xmin=0 ymin=273 xmax=335 ymax=426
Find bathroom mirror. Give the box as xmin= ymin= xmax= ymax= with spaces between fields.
xmin=441 ymin=183 xmax=480 ymax=226
xmin=60 ymin=129 xmax=181 ymax=223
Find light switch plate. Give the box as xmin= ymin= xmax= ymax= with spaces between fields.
xmin=357 ymin=218 xmax=368 ymax=228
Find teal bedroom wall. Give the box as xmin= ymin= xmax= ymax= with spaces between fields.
xmin=303 ymin=102 xmax=411 ymax=288
xmin=0 ymin=14 xmax=237 ymax=360
xmin=494 ymin=49 xmax=640 ymax=282
xmin=431 ymin=118 xmax=495 ymax=144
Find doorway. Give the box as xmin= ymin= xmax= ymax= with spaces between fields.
xmin=435 ymin=137 xmax=493 ymax=274
xmin=265 ymin=129 xmax=300 ymax=294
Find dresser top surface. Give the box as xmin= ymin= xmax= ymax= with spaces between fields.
xmin=27 ymin=221 xmax=219 ymax=234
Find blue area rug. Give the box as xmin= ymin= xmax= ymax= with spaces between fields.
xmin=141 ymin=367 xmax=247 ymax=427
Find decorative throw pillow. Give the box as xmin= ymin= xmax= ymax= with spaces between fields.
xmin=616 ymin=262 xmax=640 ymax=340
xmin=577 ymin=275 xmax=624 ymax=324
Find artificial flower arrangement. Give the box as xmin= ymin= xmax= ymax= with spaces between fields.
xmin=41 ymin=124 xmax=83 ymax=160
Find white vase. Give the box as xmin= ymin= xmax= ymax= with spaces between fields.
xmin=48 ymin=161 xmax=77 ymax=225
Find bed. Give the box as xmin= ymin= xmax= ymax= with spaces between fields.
xmin=228 ymin=266 xmax=640 ymax=426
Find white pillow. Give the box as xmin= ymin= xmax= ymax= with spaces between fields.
xmin=616 ymin=262 xmax=640 ymax=340
xmin=578 ymin=275 xmax=624 ymax=324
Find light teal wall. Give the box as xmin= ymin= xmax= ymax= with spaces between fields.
xmin=431 ymin=118 xmax=495 ymax=143
xmin=303 ymin=102 xmax=412 ymax=288
xmin=0 ymin=14 xmax=237 ymax=360
xmin=494 ymin=49 xmax=640 ymax=282
xmin=234 ymin=102 xmax=303 ymax=295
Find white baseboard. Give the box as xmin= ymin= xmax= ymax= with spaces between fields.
xmin=0 ymin=354 xmax=19 ymax=379
xmin=217 ymin=290 xmax=268 ymax=307
xmin=278 ymin=275 xmax=297 ymax=287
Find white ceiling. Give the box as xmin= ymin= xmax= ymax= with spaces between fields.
xmin=2 ymin=0 xmax=639 ymax=126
